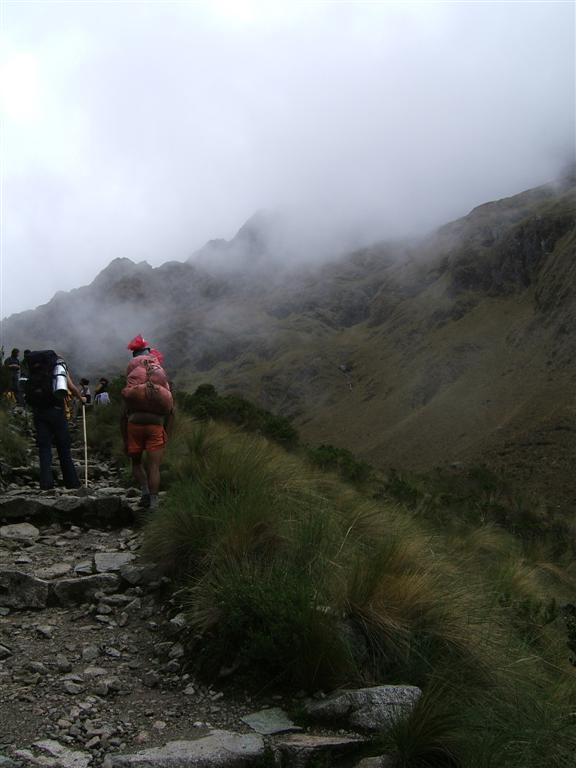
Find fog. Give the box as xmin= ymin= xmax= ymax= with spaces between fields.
xmin=1 ymin=1 xmax=574 ymax=325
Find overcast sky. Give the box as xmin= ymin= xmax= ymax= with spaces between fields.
xmin=0 ymin=0 xmax=574 ymax=321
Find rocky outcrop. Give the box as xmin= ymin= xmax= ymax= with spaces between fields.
xmin=303 ymin=685 xmax=422 ymax=733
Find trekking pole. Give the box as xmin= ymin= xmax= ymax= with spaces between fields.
xmin=82 ymin=404 xmax=89 ymax=488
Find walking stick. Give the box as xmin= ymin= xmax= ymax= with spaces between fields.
xmin=82 ymin=404 xmax=89 ymax=488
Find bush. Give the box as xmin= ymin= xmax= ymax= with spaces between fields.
xmin=178 ymin=384 xmax=299 ymax=448
xmin=306 ymin=443 xmax=373 ymax=484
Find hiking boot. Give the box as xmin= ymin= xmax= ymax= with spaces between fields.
xmin=138 ymin=493 xmax=151 ymax=509
xmin=149 ymin=494 xmax=159 ymax=510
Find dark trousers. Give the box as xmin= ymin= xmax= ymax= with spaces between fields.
xmin=11 ymin=374 xmax=24 ymax=406
xmin=33 ymin=407 xmax=80 ymax=490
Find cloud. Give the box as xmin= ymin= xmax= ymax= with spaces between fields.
xmin=1 ymin=1 xmax=574 ymax=322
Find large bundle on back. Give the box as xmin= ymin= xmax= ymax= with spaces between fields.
xmin=122 ymin=355 xmax=173 ymax=415
xmin=25 ymin=350 xmax=68 ymax=408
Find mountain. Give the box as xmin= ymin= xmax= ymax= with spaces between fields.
xmin=3 ymin=174 xmax=575 ymax=507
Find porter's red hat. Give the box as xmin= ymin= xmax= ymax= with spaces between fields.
xmin=127 ymin=334 xmax=150 ymax=351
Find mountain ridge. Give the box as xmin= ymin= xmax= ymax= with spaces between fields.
xmin=2 ymin=177 xmax=575 ymax=507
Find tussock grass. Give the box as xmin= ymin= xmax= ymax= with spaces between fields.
xmin=0 ymin=407 xmax=28 ymax=466
xmin=142 ymin=420 xmax=574 ymax=701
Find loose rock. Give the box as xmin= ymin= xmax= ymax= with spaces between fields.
xmin=0 ymin=522 xmax=40 ymax=542
xmin=0 ymin=570 xmax=49 ymax=609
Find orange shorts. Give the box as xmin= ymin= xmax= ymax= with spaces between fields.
xmin=126 ymin=424 xmax=167 ymax=455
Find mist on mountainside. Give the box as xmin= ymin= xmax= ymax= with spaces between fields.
xmin=1 ymin=1 xmax=574 ymax=319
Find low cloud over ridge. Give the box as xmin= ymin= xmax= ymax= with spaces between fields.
xmin=1 ymin=1 xmax=574 ymax=321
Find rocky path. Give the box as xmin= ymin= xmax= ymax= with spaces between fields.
xmin=0 ymin=417 xmax=410 ymax=767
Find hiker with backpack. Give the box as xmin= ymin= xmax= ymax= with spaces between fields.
xmin=4 ymin=348 xmax=24 ymax=406
xmin=73 ymin=377 xmax=91 ymax=419
xmin=26 ymin=351 xmax=86 ymax=490
xmin=121 ymin=335 xmax=173 ymax=510
xmin=94 ymin=378 xmax=110 ymax=406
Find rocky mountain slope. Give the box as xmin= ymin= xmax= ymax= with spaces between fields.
xmin=3 ymin=174 xmax=575 ymax=507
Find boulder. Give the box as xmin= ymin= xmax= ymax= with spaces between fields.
xmin=106 ymin=732 xmax=265 ymax=767
xmin=303 ymin=685 xmax=422 ymax=733
xmin=0 ymin=570 xmax=49 ymax=609
xmin=0 ymin=522 xmax=40 ymax=542
xmin=0 ymin=497 xmax=48 ymax=521
xmin=51 ymin=574 xmax=120 ymax=606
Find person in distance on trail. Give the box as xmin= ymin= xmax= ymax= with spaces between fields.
xmin=20 ymin=350 xmax=31 ymax=378
xmin=94 ymin=377 xmax=110 ymax=406
xmin=4 ymin=348 xmax=24 ymax=406
xmin=121 ymin=335 xmax=174 ymax=510
xmin=73 ymin=377 xmax=91 ymax=419
xmin=25 ymin=351 xmax=86 ymax=490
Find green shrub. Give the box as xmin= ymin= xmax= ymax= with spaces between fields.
xmin=179 ymin=384 xmax=299 ymax=448
xmin=306 ymin=443 xmax=373 ymax=484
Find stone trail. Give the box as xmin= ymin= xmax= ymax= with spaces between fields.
xmin=0 ymin=417 xmax=416 ymax=767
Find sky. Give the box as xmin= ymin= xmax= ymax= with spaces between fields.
xmin=0 ymin=0 xmax=574 ymax=322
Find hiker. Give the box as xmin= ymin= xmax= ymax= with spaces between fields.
xmin=4 ymin=348 xmax=24 ymax=406
xmin=94 ymin=377 xmax=110 ymax=406
xmin=121 ymin=335 xmax=173 ymax=510
xmin=79 ymin=378 xmax=92 ymax=403
xmin=25 ymin=351 xmax=86 ymax=490
xmin=20 ymin=350 xmax=31 ymax=378
xmin=73 ymin=377 xmax=91 ymax=419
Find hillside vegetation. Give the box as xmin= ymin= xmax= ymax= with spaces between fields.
xmin=82 ymin=390 xmax=576 ymax=767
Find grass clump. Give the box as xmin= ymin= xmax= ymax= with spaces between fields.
xmin=0 ymin=407 xmax=28 ymax=466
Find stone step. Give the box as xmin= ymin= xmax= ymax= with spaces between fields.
xmin=0 ymin=495 xmax=133 ymax=527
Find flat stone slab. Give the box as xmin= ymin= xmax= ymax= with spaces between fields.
xmin=107 ymin=732 xmax=265 ymax=767
xmin=51 ymin=573 xmax=120 ymax=606
xmin=94 ymin=552 xmax=136 ymax=573
xmin=272 ymin=734 xmax=366 ymax=767
xmin=303 ymin=685 xmax=422 ymax=733
xmin=36 ymin=562 xmax=72 ymax=580
xmin=0 ymin=570 xmax=49 ymax=609
xmin=0 ymin=522 xmax=40 ymax=541
xmin=119 ymin=563 xmax=160 ymax=585
xmin=241 ymin=708 xmax=302 ymax=735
